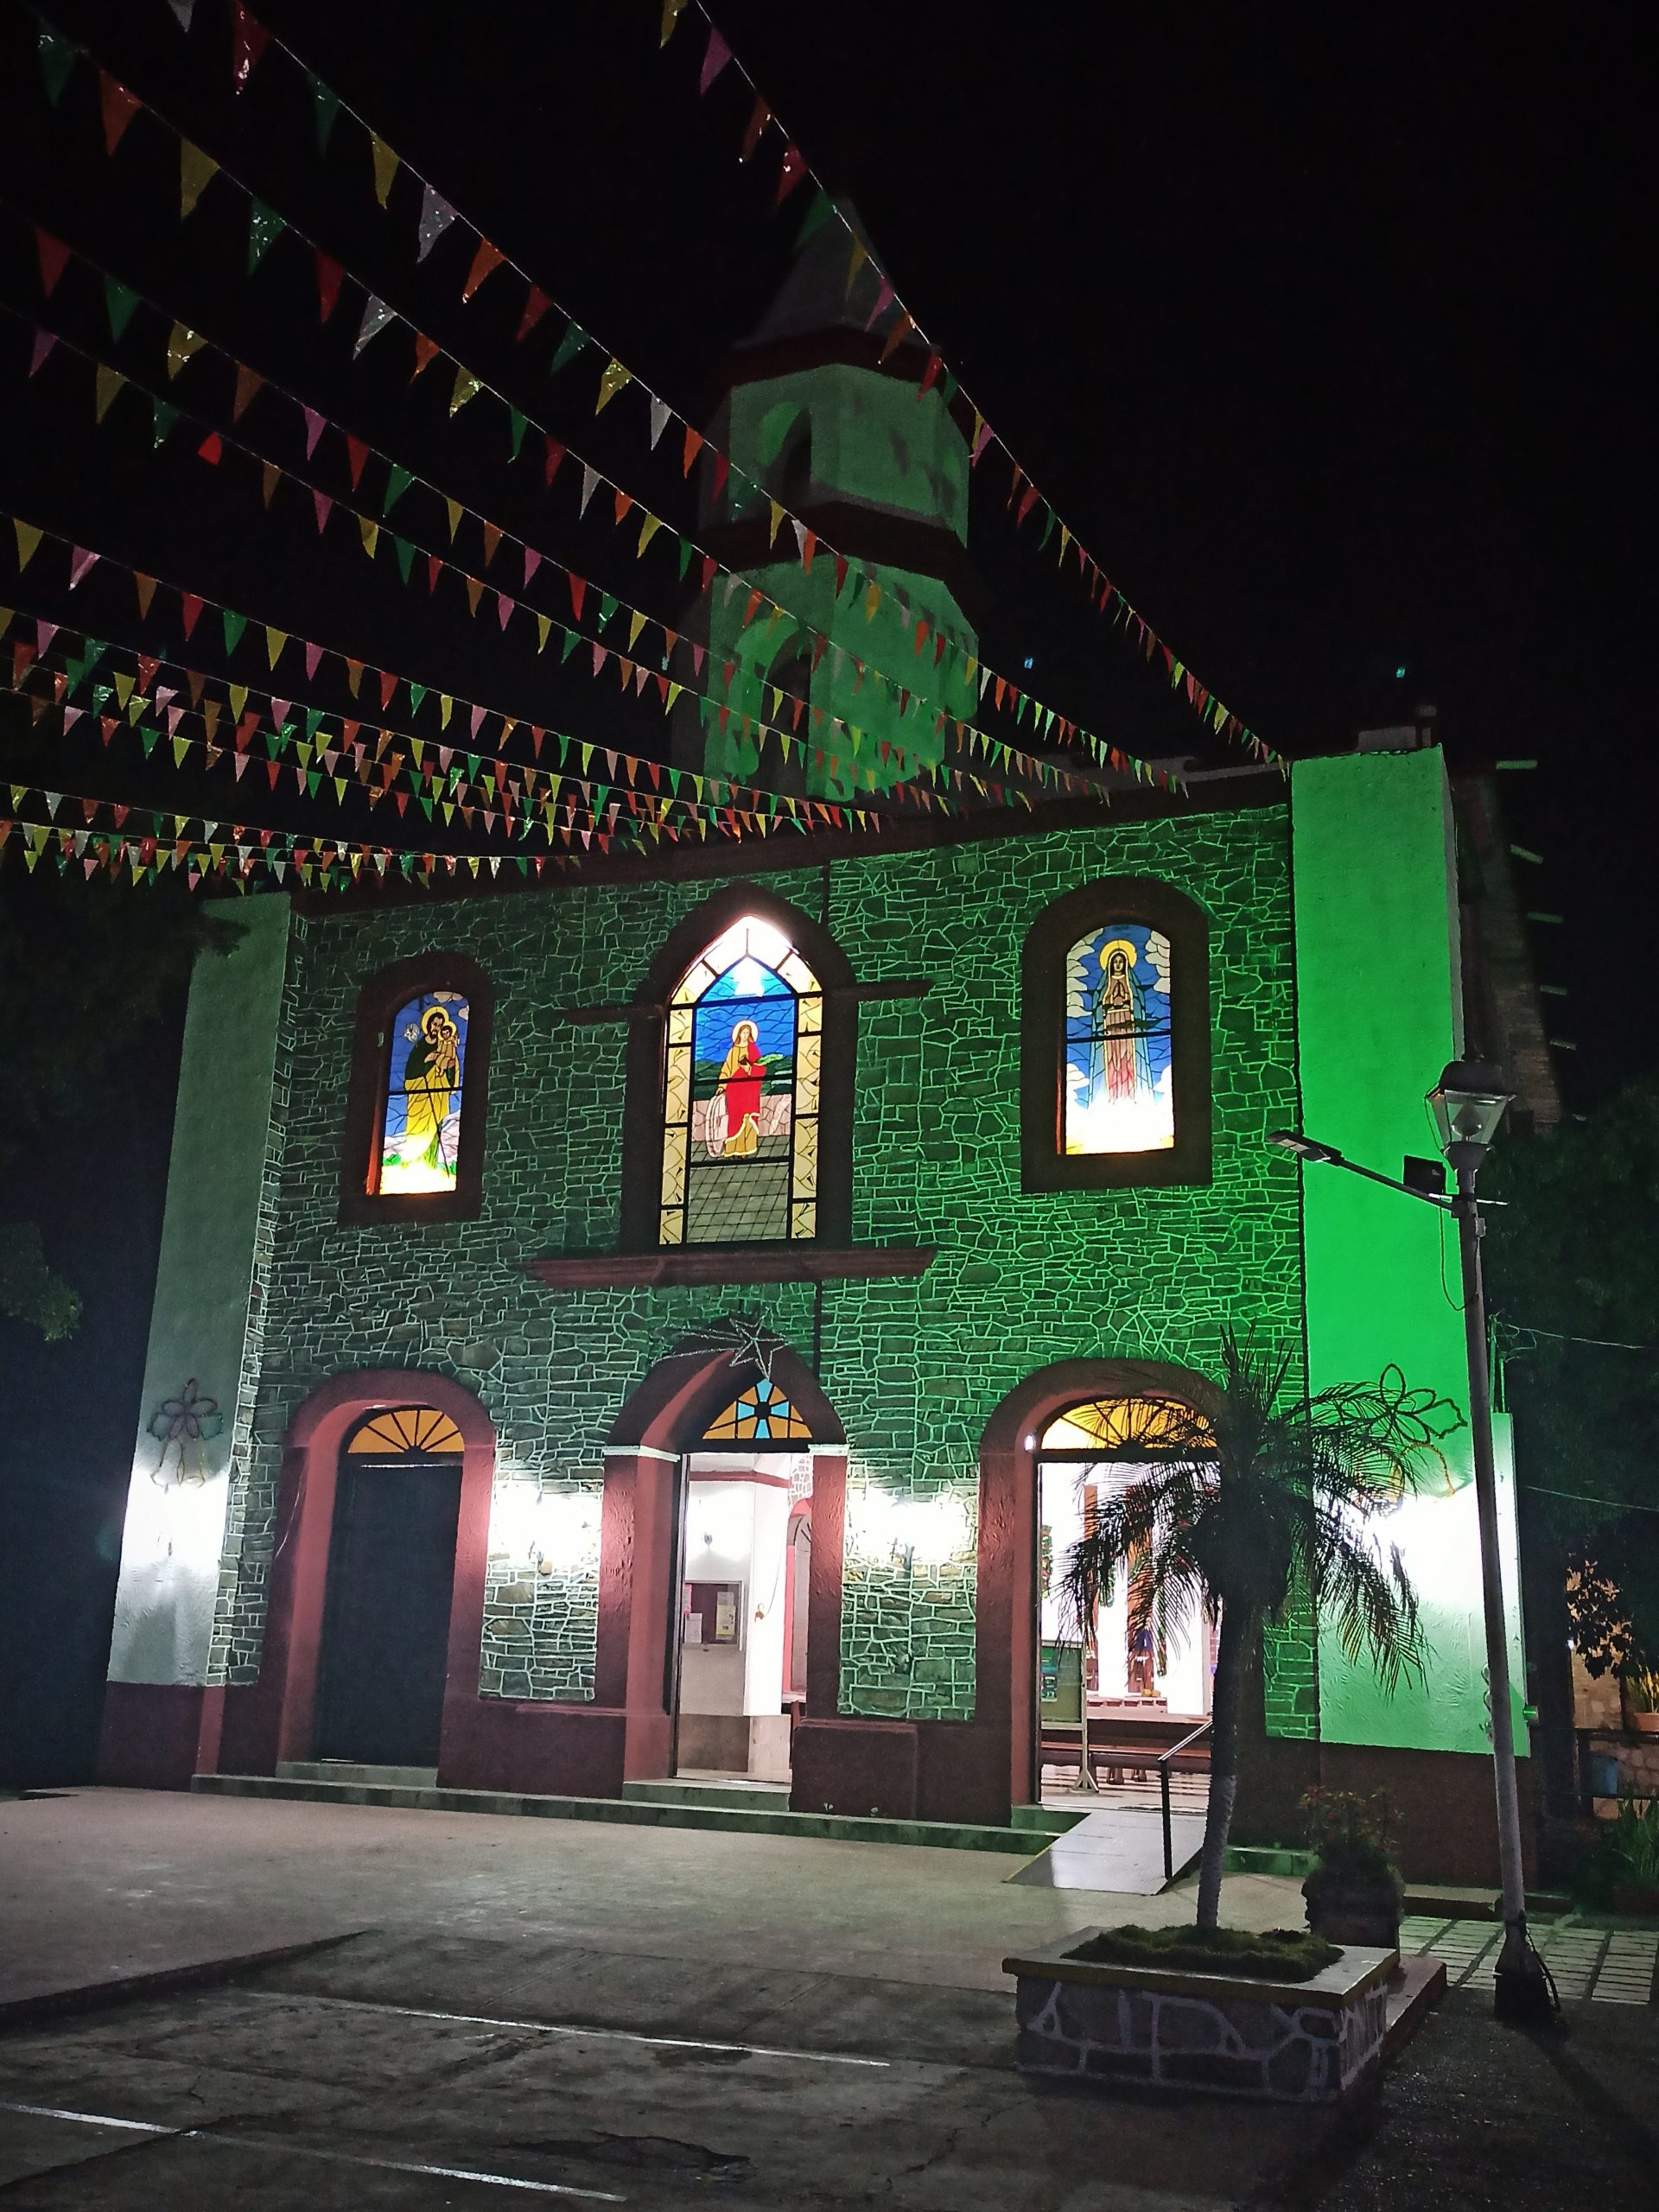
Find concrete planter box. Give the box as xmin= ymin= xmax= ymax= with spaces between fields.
xmin=1003 ymin=1929 xmax=1398 ymax=2103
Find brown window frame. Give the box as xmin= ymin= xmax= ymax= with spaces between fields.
xmin=618 ymin=887 xmax=857 ymax=1254
xmin=340 ymin=954 xmax=495 ymax=1225
xmin=1020 ymin=877 xmax=1211 ymax=1192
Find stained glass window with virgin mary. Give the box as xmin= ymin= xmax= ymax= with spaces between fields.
xmin=660 ymin=917 xmax=821 ymax=1244
xmin=1063 ymin=924 xmax=1174 ymax=1154
xmin=375 ymin=989 xmax=469 ymax=1193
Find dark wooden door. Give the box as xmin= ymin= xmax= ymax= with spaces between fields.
xmin=315 ymin=1458 xmax=462 ymax=1767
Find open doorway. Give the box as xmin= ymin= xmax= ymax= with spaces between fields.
xmin=1036 ymin=1395 xmax=1215 ymax=1812
xmin=670 ymin=1377 xmax=815 ymax=1789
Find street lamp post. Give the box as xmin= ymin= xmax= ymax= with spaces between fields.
xmin=1270 ymin=1058 xmax=1555 ymax=2026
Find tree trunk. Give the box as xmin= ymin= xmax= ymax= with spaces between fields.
xmin=1194 ymin=1602 xmax=1254 ymax=1931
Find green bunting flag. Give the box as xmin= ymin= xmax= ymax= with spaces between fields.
xmin=37 ymin=26 xmax=74 ymax=105
xmin=223 ymin=610 xmax=248 ymax=655
xmin=383 ymin=465 xmax=414 ymax=515
xmin=548 ymin=325 xmax=587 ymax=378
xmin=310 ymin=77 xmax=341 ymax=153
xmin=104 ymin=276 xmax=139 ymax=341
xmin=246 ymin=200 xmax=283 ymax=271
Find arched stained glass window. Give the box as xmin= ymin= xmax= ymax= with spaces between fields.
xmin=660 ymin=916 xmax=821 ymax=1245
xmin=346 ymin=1407 xmax=466 ymax=1455
xmin=1063 ymin=924 xmax=1173 ymax=1155
xmin=703 ymin=1377 xmax=813 ymax=1442
xmin=375 ymin=990 xmax=469 ymax=1196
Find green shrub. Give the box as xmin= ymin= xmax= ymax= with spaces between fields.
xmin=1066 ymin=1924 xmax=1340 ymax=1983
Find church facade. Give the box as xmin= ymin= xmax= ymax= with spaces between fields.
xmin=99 ymin=743 xmax=1539 ymax=1880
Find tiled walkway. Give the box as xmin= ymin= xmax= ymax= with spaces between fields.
xmin=1399 ymin=1914 xmax=1658 ymax=2005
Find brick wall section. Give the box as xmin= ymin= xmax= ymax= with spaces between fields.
xmin=207 ymin=806 xmax=1314 ymax=1725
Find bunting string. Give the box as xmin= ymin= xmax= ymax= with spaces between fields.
xmin=0 ymin=617 xmax=925 ymax=849
xmin=4 ymin=220 xmax=1131 ymax=808
xmin=658 ymin=0 xmax=1278 ymax=764
xmin=0 ymin=514 xmax=1042 ymax=842
xmin=28 ymin=0 xmax=1195 ymax=790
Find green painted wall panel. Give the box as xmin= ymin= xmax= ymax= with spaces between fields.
xmin=1292 ymin=751 xmax=1525 ymax=1756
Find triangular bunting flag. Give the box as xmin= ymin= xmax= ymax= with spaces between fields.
xmin=462 ymin=238 xmax=506 ymax=300
xmin=246 ymin=200 xmax=283 ymax=270
xmin=417 ymin=183 xmax=458 ymax=259
xmin=99 ymin=73 xmax=140 ymax=155
xmin=355 ymin=295 xmax=394 ymax=354
xmin=369 ymin=135 xmax=398 ymax=207
xmin=594 ymin=359 xmax=632 ymax=412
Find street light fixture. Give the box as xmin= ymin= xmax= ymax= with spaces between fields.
xmin=1268 ymin=1058 xmax=1555 ymax=2026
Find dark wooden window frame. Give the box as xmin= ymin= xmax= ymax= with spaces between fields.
xmin=1020 ymin=876 xmax=1211 ymax=1192
xmin=340 ymin=954 xmax=495 ymax=1225
xmin=618 ymin=887 xmax=858 ymax=1254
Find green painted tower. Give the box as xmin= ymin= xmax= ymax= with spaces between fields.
xmin=679 ymin=213 xmax=979 ymax=804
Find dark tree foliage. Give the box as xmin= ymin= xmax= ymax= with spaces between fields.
xmin=1485 ymin=1079 xmax=1659 ymax=1675
xmin=0 ymin=872 xmax=238 ymax=1337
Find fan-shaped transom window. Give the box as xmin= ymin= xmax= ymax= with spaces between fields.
xmin=1063 ymin=925 xmax=1173 ymax=1155
xmin=702 ymin=1377 xmax=813 ymax=1442
xmin=346 ymin=1407 xmax=465 ymax=1456
xmin=660 ymin=916 xmax=822 ymax=1246
xmin=1039 ymin=1397 xmax=1208 ymax=1457
xmin=375 ymin=989 xmax=470 ymax=1196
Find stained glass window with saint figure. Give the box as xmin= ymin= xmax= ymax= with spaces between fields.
xmin=660 ymin=917 xmax=820 ymax=1244
xmin=1063 ymin=924 xmax=1173 ymax=1154
xmin=375 ymin=990 xmax=469 ymax=1195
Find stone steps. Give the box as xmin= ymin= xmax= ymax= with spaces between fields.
xmin=194 ymin=1771 xmax=1046 ymax=1855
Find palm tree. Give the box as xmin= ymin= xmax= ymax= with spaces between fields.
xmin=1060 ymin=1522 xmax=1111 ymax=1792
xmin=1058 ymin=1332 xmax=1461 ymax=1930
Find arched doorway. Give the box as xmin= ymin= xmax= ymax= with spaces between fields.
xmin=600 ymin=1333 xmax=846 ymax=1795
xmin=212 ymin=1370 xmax=495 ymax=1782
xmin=315 ymin=1407 xmax=466 ymax=1770
xmin=978 ymin=1359 xmax=1221 ymax=1809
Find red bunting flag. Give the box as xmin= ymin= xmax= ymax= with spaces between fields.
xmin=231 ymin=5 xmax=270 ymax=92
xmin=410 ymin=333 xmax=440 ymax=379
xmin=35 ymin=228 xmax=69 ymax=297
xmin=462 ymin=239 xmax=505 ymax=301
xmin=543 ymin=436 xmax=565 ymax=486
xmin=99 ymin=74 xmax=140 ymax=155
xmin=345 ymin=435 xmax=369 ymax=488
xmin=315 ymin=251 xmax=344 ymax=321
xmin=740 ymin=98 xmax=771 ymax=160
xmin=776 ymin=146 xmax=807 ymax=205
xmin=181 ymin=593 xmax=203 ymax=637
xmin=518 ymin=287 xmax=551 ymax=340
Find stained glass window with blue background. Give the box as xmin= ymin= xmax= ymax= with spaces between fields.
xmin=376 ymin=989 xmax=469 ymax=1194
xmin=661 ymin=917 xmax=820 ymax=1243
xmin=1063 ymin=924 xmax=1173 ymax=1154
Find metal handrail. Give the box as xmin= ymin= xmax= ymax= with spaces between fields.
xmin=1160 ymin=1718 xmax=1213 ymax=1882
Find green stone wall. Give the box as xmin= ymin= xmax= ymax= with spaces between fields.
xmin=206 ymin=803 xmax=1305 ymax=1724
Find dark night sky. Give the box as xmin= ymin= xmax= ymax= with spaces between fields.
xmin=0 ymin=0 xmax=1651 ymax=1777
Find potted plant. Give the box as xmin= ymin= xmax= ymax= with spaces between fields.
xmin=1599 ymin=1790 xmax=1659 ymax=1916
xmin=1300 ymin=1788 xmax=1405 ymax=1949
xmin=1626 ymin=1666 xmax=1659 ymax=1737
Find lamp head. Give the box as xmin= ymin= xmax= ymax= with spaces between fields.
xmin=1427 ymin=1059 xmax=1512 ymax=1155
xmin=1267 ymin=1129 xmax=1344 ymax=1166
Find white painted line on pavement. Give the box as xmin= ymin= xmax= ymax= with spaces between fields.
xmin=0 ymin=2100 xmax=624 ymax=2201
xmin=239 ymin=1987 xmax=893 ymax=2068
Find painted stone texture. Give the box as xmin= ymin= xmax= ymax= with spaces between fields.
xmin=1013 ymin=1968 xmax=1389 ymax=2101
xmin=206 ymin=803 xmax=1306 ymax=1723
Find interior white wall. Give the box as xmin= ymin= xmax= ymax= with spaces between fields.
xmin=1039 ymin=1459 xmax=1210 ymax=1718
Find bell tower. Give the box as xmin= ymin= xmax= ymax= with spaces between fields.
xmin=679 ymin=212 xmax=978 ymax=804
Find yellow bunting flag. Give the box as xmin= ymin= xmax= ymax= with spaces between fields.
xmin=13 ymin=521 xmax=41 ymax=569
xmin=444 ymin=498 xmax=462 ymax=540
xmin=261 ymin=461 xmax=280 ymax=506
xmin=627 ymin=609 xmax=646 ymax=648
xmin=440 ymin=695 xmax=454 ymax=727
xmin=359 ymin=518 xmax=379 ymax=557
xmin=165 ymin=324 xmax=205 ymax=378
xmin=265 ymin=627 xmax=286 ymax=670
xmin=637 ymin=512 xmax=664 ymax=556
xmin=465 ymin=577 xmax=483 ymax=615
xmin=767 ymin=499 xmax=784 ymax=546
xmin=93 ymin=365 xmax=124 ymax=423
xmin=449 ymin=366 xmax=482 ymax=416
xmin=863 ymin=580 xmax=880 ymax=621
xmin=594 ymin=359 xmax=632 ymax=413
xmin=370 ymin=135 xmax=398 ymax=207
xmin=229 ymin=684 xmax=248 ymax=718
xmin=180 ymin=140 xmax=218 ymax=218
xmin=661 ymin=0 xmax=690 ymax=41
